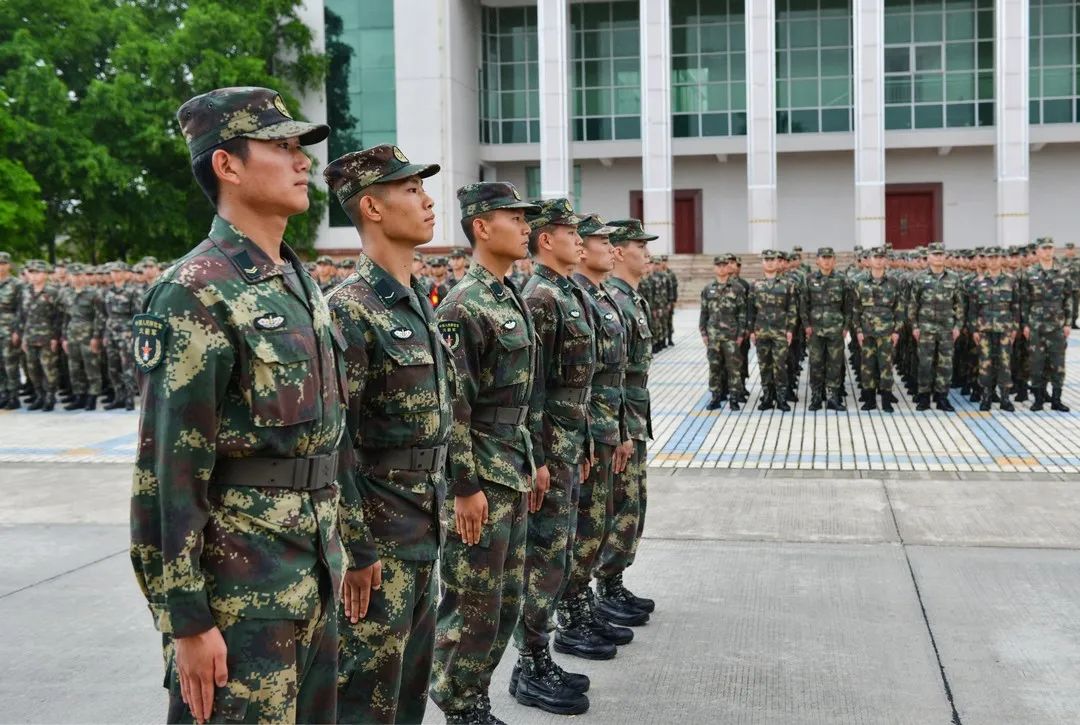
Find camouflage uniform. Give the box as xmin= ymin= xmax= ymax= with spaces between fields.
xmin=131 ymin=86 xmax=345 ymax=725
xmin=1022 ymin=245 xmax=1073 ymax=407
xmin=852 ymin=265 xmax=903 ymax=399
xmin=1066 ymin=245 xmax=1080 ymax=327
xmin=321 ymin=144 xmax=453 ymax=725
xmin=0 ymin=256 xmax=23 ymax=402
xmin=651 ymin=265 xmax=670 ymax=348
xmin=909 ymin=256 xmax=964 ymax=400
xmin=699 ymin=256 xmax=747 ymax=406
xmin=17 ymin=262 xmax=62 ymax=400
xmin=749 ymin=255 xmax=797 ymax=406
xmin=663 ymin=262 xmax=678 ymax=346
xmin=968 ymin=259 xmax=1021 ymax=405
xmin=61 ymin=266 xmax=106 ymax=399
xmin=103 ymin=267 xmax=140 ymax=404
xmin=431 ymin=183 xmax=540 ymax=719
xmin=802 ymin=249 xmax=850 ymax=407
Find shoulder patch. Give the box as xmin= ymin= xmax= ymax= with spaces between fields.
xmin=132 ymin=314 xmax=167 ymax=373
xmin=438 ymin=320 xmax=461 ymax=350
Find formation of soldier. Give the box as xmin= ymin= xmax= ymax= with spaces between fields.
xmin=700 ymin=242 xmax=1078 ymax=414
xmin=128 ymin=86 xmax=658 ymax=725
xmin=0 ymin=255 xmax=165 ymax=412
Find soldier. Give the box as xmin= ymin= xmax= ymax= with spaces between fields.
xmin=968 ymin=247 xmax=1020 ymax=412
xmin=908 ymin=243 xmax=963 ymax=411
xmin=60 ymin=263 xmax=106 ymax=411
xmin=852 ymin=248 xmax=903 ymax=413
xmin=514 ymin=197 xmax=595 ymax=716
xmin=314 ymin=254 xmax=337 ymax=292
xmin=650 ymin=256 xmax=670 ymax=352
xmin=430 ymin=182 xmax=541 ymax=725
xmin=0 ymin=252 xmax=23 ymax=409
xmin=784 ymin=251 xmax=808 ymax=402
xmin=594 ymin=219 xmax=655 ymax=627
xmin=16 ymin=260 xmax=62 ymax=411
xmin=338 ymin=257 xmax=356 ymax=282
xmin=802 ymin=247 xmax=849 ymax=411
xmin=426 ymin=257 xmax=452 ymax=307
xmin=321 ymin=145 xmax=453 ymax=724
xmin=102 ymin=262 xmax=139 ymax=410
xmin=448 ymin=248 xmax=468 ymax=287
xmin=560 ymin=213 xmax=633 ymax=659
xmin=1023 ymin=238 xmax=1072 ymax=412
xmin=638 ymin=260 xmax=657 ymax=351
xmin=509 ymin=256 xmax=533 ymax=289
xmin=1064 ymin=242 xmax=1080 ymax=329
xmin=130 ymin=86 xmax=345 ymax=724
xmin=699 ymin=254 xmax=747 ymax=411
xmin=732 ymin=258 xmax=752 ymax=390
xmin=749 ymin=250 xmax=797 ymax=412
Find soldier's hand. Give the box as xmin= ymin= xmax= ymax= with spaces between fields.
xmin=11 ymin=332 xmax=18 ymax=347
xmin=750 ymin=333 xmax=756 ymax=345
xmin=175 ymin=626 xmax=228 ymax=725
xmin=1023 ymin=326 xmax=1031 ymax=339
xmin=343 ymin=561 xmax=382 ymax=623
xmin=912 ymin=328 xmax=920 ymax=341
xmin=786 ymin=331 xmax=793 ymax=344
xmin=1009 ymin=330 xmax=1017 ymax=342
xmin=61 ymin=339 xmax=69 ymax=355
xmin=857 ymin=332 xmax=865 ymax=345
xmin=455 ymin=490 xmax=488 ymax=546
xmin=613 ymin=440 xmax=633 ymax=474
xmin=952 ymin=328 xmax=960 ymax=342
xmin=90 ymin=337 xmax=101 ymax=353
xmin=890 ymin=333 xmax=899 ymax=346
xmin=805 ymin=326 xmax=812 ymax=338
xmin=1066 ymin=326 xmax=1071 ymax=339
xmin=49 ymin=338 xmax=58 ymax=353
xmin=530 ymin=465 xmax=550 ymax=513
xmin=972 ymin=332 xmax=981 ymax=343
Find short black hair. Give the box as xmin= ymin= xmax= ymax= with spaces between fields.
xmin=460 ymin=211 xmax=497 ymax=246
xmin=191 ymin=137 xmax=251 ymax=207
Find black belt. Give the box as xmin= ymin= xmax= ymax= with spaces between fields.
xmin=355 ymin=444 xmax=448 ymax=472
xmin=473 ymin=405 xmax=529 ymax=426
xmin=592 ymin=372 xmax=623 ymax=388
xmin=548 ymin=387 xmax=590 ymax=404
xmin=625 ymin=373 xmax=648 ymax=388
xmin=212 ymin=452 xmax=338 ymax=491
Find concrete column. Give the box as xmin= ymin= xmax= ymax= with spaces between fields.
xmin=537 ymin=0 xmax=572 ymax=199
xmin=995 ymin=0 xmax=1029 ymax=247
xmin=853 ymin=0 xmax=885 ymax=248
xmin=745 ymin=0 xmax=777 ymax=251
xmin=640 ymin=0 xmax=673 ymax=253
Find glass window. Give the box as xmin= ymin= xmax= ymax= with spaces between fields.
xmin=480 ymin=6 xmax=540 ymax=144
xmin=574 ymin=1 xmax=641 ymax=141
xmin=776 ymin=0 xmax=852 ymax=134
xmin=1030 ymin=0 xmax=1078 ymax=123
xmin=669 ymin=0 xmax=746 ymax=137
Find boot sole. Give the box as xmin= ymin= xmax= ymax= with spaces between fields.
xmin=553 ymin=641 xmax=617 ymax=660
xmin=514 ymin=691 xmax=589 ymax=716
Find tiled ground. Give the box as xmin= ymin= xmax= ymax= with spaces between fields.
xmin=2 ymin=306 xmax=1078 ymax=473
xmin=649 ymin=309 xmax=1080 ymax=473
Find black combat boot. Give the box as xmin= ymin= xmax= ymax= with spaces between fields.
xmin=444 ymin=704 xmax=487 ymax=724
xmin=880 ymin=392 xmax=894 ymax=413
xmin=64 ymin=394 xmax=86 ymax=411
xmin=706 ymin=392 xmax=723 ymax=411
xmin=19 ymin=380 xmax=32 ymax=396
xmin=105 ymin=394 xmax=127 ymax=410
xmin=1031 ymin=389 xmax=1045 ymax=411
xmin=728 ymin=396 xmax=741 ymax=411
xmin=979 ymin=397 xmax=992 ymax=412
xmin=608 ymin=573 xmax=654 ymax=613
xmin=860 ymin=390 xmax=877 ymax=411
xmin=509 ymin=651 xmax=590 ymax=698
xmin=5 ymin=393 xmax=20 ymax=410
xmin=475 ymin=692 xmax=506 ymax=725
xmin=915 ymin=393 xmax=930 ymax=410
xmin=775 ymin=395 xmax=792 ymax=412
xmin=0 ymin=392 xmax=7 ymax=408
xmin=59 ymin=391 xmax=76 ymax=404
xmin=826 ymin=393 xmax=846 ymax=412
xmin=513 ymin=648 xmax=589 ymax=715
xmin=26 ymin=391 xmax=44 ymax=411
xmin=596 ymin=577 xmax=649 ymax=626
xmin=554 ymin=594 xmax=617 ymax=660
xmin=970 ymin=387 xmax=982 ymax=403
xmin=41 ymin=392 xmax=56 ymax=412
xmin=1051 ymin=386 xmax=1070 ymax=412
xmin=935 ymin=393 xmax=955 ymax=412
xmin=84 ymin=394 xmax=97 ymax=411
xmin=125 ymin=396 xmax=135 ymax=411
xmin=100 ymin=389 xmax=114 ymax=405
xmin=999 ymin=388 xmax=1015 ymax=412
xmin=582 ymin=589 xmax=633 ymax=645
xmin=808 ymin=395 xmax=823 ymax=411
xmin=882 ymin=391 xmax=898 ymax=404
xmin=758 ymin=389 xmax=775 ymax=411
xmin=1014 ymin=386 xmax=1028 ymax=402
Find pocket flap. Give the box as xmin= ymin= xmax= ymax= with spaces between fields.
xmin=384 ymin=342 xmax=435 ymax=367
xmin=496 ymin=329 xmax=530 ymax=351
xmin=244 ymin=331 xmax=311 ymax=364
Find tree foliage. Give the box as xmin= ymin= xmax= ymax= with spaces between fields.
xmin=0 ymin=0 xmax=329 ymax=262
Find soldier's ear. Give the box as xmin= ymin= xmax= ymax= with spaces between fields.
xmin=611 ymin=245 xmax=625 ymax=263
xmin=211 ymin=148 xmax=243 ymax=189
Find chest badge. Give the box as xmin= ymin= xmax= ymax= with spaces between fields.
xmin=255 ymin=314 xmax=285 ymax=330
xmin=503 ymin=319 xmax=517 ymax=330
xmin=391 ymin=327 xmax=414 ymax=340
xmin=639 ymin=316 xmax=647 ymax=325
xmin=604 ymin=313 xmax=614 ymax=320
xmin=569 ymin=310 xmax=581 ymax=318
xmin=132 ymin=314 xmax=167 ymax=373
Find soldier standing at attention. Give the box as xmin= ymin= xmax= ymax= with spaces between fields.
xmin=1023 ymin=237 xmax=1072 ymax=412
xmin=448 ymin=248 xmax=468 ymax=288
xmin=426 ymin=257 xmax=453 ymax=308
xmin=130 ymin=87 xmax=346 ymax=724
xmin=321 ymin=145 xmax=453 ymax=725
xmin=909 ymin=243 xmax=963 ymax=411
xmin=802 ymin=247 xmax=849 ymax=412
xmin=661 ymin=256 xmax=678 ymax=347
xmin=560 ymin=213 xmax=633 ymax=659
xmin=60 ymin=263 xmax=106 ymax=411
xmin=733 ymin=258 xmax=752 ymax=390
xmin=16 ymin=260 xmax=62 ymax=411
xmin=1064 ymin=242 xmax=1080 ymax=328
xmin=314 ymin=255 xmax=338 ymax=293
xmin=430 ymin=182 xmax=541 ymax=724
xmin=852 ymin=248 xmax=903 ymax=413
xmin=968 ymin=247 xmax=1020 ymax=412
xmin=103 ymin=262 xmax=139 ymax=410
xmin=0 ymin=252 xmax=23 ymax=409
xmin=699 ymin=254 xmax=747 ymax=411
xmin=749 ymin=250 xmax=796 ymax=412
xmin=513 ymin=198 xmax=595 ymax=717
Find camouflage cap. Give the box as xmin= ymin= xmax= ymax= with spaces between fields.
xmin=339 ymin=258 xmax=356 ymax=269
xmin=657 ymin=255 xmax=669 ymax=262
xmin=927 ymin=242 xmax=945 ymax=254
xmin=324 ymin=145 xmax=440 ymax=205
xmin=608 ymin=218 xmax=659 ymax=244
xmin=526 ymin=198 xmax=585 ymax=231
xmin=577 ymin=214 xmax=620 ymax=237
xmin=713 ymin=255 xmax=726 ymax=265
xmin=1037 ymin=237 xmax=1055 ymax=248
xmin=792 ymin=245 xmax=803 ymax=253
xmin=111 ymin=261 xmax=132 ymax=272
xmin=870 ymin=247 xmax=887 ymax=258
xmin=316 ymin=255 xmax=334 ymax=265
xmin=429 ymin=257 xmax=447 ymax=267
xmin=984 ymin=246 xmax=1003 ymax=257
xmin=68 ymin=263 xmax=84 ymax=274
xmin=761 ymin=249 xmax=779 ymax=260
xmin=449 ymin=248 xmax=467 ymax=259
xmin=140 ymin=256 xmax=158 ymax=265
xmin=0 ymin=252 xmax=10 ymax=263
xmin=177 ymin=86 xmax=328 ymax=159
xmin=24 ymin=259 xmax=48 ymax=272
xmin=1066 ymin=242 xmax=1075 ymax=249
xmin=816 ymin=246 xmax=835 ymax=257
xmin=457 ymin=181 xmax=540 ymax=220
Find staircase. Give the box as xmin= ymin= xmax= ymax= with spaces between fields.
xmin=665 ymin=252 xmax=858 ymax=307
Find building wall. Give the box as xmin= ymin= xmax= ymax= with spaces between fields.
xmin=777 ymin=152 xmax=855 ymax=251
xmin=1030 ymin=144 xmax=1080 ymax=243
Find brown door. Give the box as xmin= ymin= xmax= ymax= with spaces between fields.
xmin=885 ymin=190 xmax=937 ymax=249
xmin=629 ymin=189 xmax=702 ymax=253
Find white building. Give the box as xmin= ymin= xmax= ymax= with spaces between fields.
xmin=297 ymin=0 xmax=1080 ymax=257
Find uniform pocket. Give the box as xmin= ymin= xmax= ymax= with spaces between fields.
xmin=495 ymin=328 xmax=532 ymax=388
xmin=244 ymin=330 xmax=317 ymax=427
xmin=560 ymin=316 xmax=595 ymax=386
xmin=378 ymin=338 xmax=440 ymax=415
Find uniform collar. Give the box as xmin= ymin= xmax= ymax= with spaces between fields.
xmin=208 ymin=214 xmax=301 ymax=285
xmin=467 ymin=263 xmax=511 ymax=301
xmin=534 ymin=263 xmax=573 ymax=293
xmin=571 ymin=272 xmax=606 ymax=300
xmin=356 ymin=253 xmax=419 ymax=309
xmin=608 ymin=275 xmax=641 ymax=302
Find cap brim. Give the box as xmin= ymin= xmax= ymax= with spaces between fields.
xmin=245 ymin=120 xmax=331 ymax=146
xmin=581 ymin=224 xmax=620 ymax=237
xmin=379 ymin=163 xmax=442 ymax=183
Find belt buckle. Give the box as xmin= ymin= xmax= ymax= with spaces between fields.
xmin=412 ymin=447 xmax=434 ymax=471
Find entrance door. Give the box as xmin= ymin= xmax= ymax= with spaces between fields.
xmin=629 ymin=189 xmax=702 ymax=253
xmin=885 ymin=186 xmax=940 ymax=249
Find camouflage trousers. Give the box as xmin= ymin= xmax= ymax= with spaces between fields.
xmin=754 ymin=331 xmax=789 ymax=393
xmin=977 ymin=332 xmax=1013 ymax=393
xmin=337 ymin=558 xmax=436 ymax=724
xmin=564 ymin=442 xmax=615 ymax=600
xmin=66 ymin=338 xmax=103 ymax=396
xmin=1 ymin=334 xmax=20 ymax=393
xmin=105 ymin=328 xmax=135 ymax=397
xmin=24 ymin=343 xmax=59 ymax=393
xmin=164 ymin=596 xmax=338 ymax=724
xmin=807 ymin=333 xmax=844 ymax=398
xmin=665 ymin=306 xmax=675 ymax=343
xmin=858 ymin=335 xmax=895 ymax=392
xmin=916 ymin=331 xmax=955 ymax=395
xmin=432 ymin=486 xmax=526 ymax=714
xmin=514 ymin=459 xmax=579 ymax=652
xmin=1029 ymin=328 xmax=1067 ymax=389
xmin=707 ymin=336 xmax=745 ymax=398
xmin=1011 ymin=334 xmax=1030 ymax=391
xmin=596 ymin=439 xmax=647 ymax=580
xmin=1071 ymin=290 xmax=1079 ymax=325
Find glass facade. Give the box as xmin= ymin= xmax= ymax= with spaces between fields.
xmin=325 ymin=0 xmax=395 ymax=226
xmin=1030 ymin=0 xmax=1079 ymax=124
xmin=776 ymin=0 xmax=852 ymax=133
xmin=525 ymin=165 xmax=583 ymax=204
xmin=480 ymin=6 xmax=540 ymax=144
xmin=671 ymin=0 xmax=747 ymax=137
xmin=883 ymin=0 xmax=994 ymax=131
xmin=571 ymin=1 xmax=642 ymax=141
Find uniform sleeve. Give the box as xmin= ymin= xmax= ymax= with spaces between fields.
xmin=952 ymin=278 xmax=964 ymax=330
xmin=851 ymin=282 xmax=863 ymax=332
xmin=1061 ymin=270 xmax=1074 ymax=323
xmin=129 ymin=282 xmax=234 ymax=637
xmin=908 ymin=278 xmax=921 ymax=328
xmin=747 ymin=284 xmax=758 ymax=331
xmin=799 ymin=278 xmax=811 ymax=328
xmin=785 ymin=283 xmax=798 ymax=332
xmin=328 ymin=303 xmax=379 ymax=569
xmin=94 ymin=291 xmax=107 ymax=338
xmin=1020 ymin=272 xmax=1032 ymax=327
xmin=437 ymin=301 xmax=484 ymax=498
xmin=698 ymin=287 xmax=709 ymax=336
xmin=1009 ymin=277 xmax=1021 ymax=327
xmin=526 ymin=291 xmax=557 ymax=469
